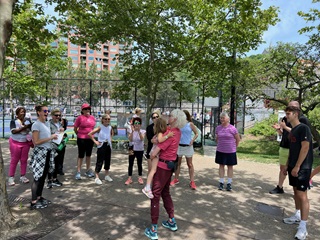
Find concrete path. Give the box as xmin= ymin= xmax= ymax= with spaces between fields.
xmin=3 ymin=140 xmax=320 ymax=240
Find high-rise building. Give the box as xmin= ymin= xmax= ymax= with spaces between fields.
xmin=53 ymin=36 xmax=125 ymax=72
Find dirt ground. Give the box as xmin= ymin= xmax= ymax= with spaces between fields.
xmin=1 ymin=205 xmax=42 ymax=239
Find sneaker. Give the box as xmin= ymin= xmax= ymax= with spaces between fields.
xmin=95 ymin=178 xmax=102 ymax=185
xmin=309 ymin=179 xmax=313 ymax=189
xmin=39 ymin=197 xmax=51 ymax=205
xmin=144 ymin=225 xmax=158 ymax=240
xmin=295 ymin=226 xmax=308 ymax=240
xmin=142 ymin=187 xmax=154 ymax=199
xmin=58 ymin=170 xmax=65 ymax=175
xmin=125 ymin=177 xmax=133 ymax=185
xmin=20 ymin=176 xmax=30 ymax=184
xmin=170 ymin=178 xmax=179 ymax=186
xmin=162 ymin=218 xmax=178 ymax=231
xmin=189 ymin=181 xmax=197 ymax=190
xmin=269 ymin=185 xmax=284 ymax=194
xmin=226 ymin=183 xmax=232 ymax=191
xmin=75 ymin=172 xmax=81 ymax=180
xmin=138 ymin=177 xmax=144 ymax=185
xmin=52 ymin=179 xmax=63 ymax=187
xmin=47 ymin=180 xmax=53 ymax=189
xmin=8 ymin=177 xmax=15 ymax=186
xmin=218 ymin=182 xmax=224 ymax=190
xmin=105 ymin=175 xmax=113 ymax=182
xmin=85 ymin=169 xmax=95 ymax=178
xmin=30 ymin=200 xmax=47 ymax=210
xmin=283 ymin=214 xmax=301 ymax=225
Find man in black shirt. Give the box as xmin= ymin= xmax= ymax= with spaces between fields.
xmin=282 ymin=106 xmax=313 ymax=240
xmin=269 ymin=101 xmax=311 ymax=194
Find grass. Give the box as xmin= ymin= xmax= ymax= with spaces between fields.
xmin=236 ymin=134 xmax=320 ymax=167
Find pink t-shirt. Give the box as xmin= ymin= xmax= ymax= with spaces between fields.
xmin=157 ymin=128 xmax=181 ymax=170
xmin=74 ymin=115 xmax=96 ymax=139
xmin=216 ymin=124 xmax=238 ymax=153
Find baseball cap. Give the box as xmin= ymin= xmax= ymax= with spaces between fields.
xmin=81 ymin=103 xmax=91 ymax=110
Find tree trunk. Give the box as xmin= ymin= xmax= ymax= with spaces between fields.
xmin=0 ymin=0 xmax=16 ymax=232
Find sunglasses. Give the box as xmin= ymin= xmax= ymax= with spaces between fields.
xmin=152 ymin=116 xmax=159 ymax=119
xmin=54 ymin=114 xmax=61 ymax=117
xmin=43 ymin=110 xmax=49 ymax=113
xmin=134 ymin=122 xmax=141 ymax=125
xmin=83 ymin=108 xmax=90 ymax=110
xmin=103 ymin=118 xmax=111 ymax=120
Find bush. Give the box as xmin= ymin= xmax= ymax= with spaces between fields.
xmin=248 ymin=114 xmax=278 ymax=137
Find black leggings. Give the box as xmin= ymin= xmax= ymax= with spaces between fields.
xmin=31 ymin=152 xmax=50 ymax=201
xmin=48 ymin=147 xmax=65 ymax=179
xmin=128 ymin=151 xmax=143 ymax=176
xmin=95 ymin=142 xmax=112 ymax=173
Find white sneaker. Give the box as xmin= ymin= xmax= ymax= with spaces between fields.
xmin=295 ymin=227 xmax=308 ymax=240
xmin=105 ymin=175 xmax=113 ymax=182
xmin=95 ymin=178 xmax=102 ymax=185
xmin=20 ymin=176 xmax=30 ymax=184
xmin=8 ymin=177 xmax=15 ymax=186
xmin=283 ymin=215 xmax=301 ymax=224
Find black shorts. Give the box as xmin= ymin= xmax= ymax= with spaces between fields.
xmin=288 ymin=166 xmax=311 ymax=191
xmin=77 ymin=138 xmax=94 ymax=158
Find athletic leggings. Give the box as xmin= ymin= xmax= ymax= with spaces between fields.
xmin=128 ymin=151 xmax=143 ymax=176
xmin=31 ymin=152 xmax=50 ymax=201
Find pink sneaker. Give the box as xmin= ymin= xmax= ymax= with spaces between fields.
xmin=125 ymin=177 xmax=133 ymax=185
xmin=142 ymin=187 xmax=154 ymax=199
xmin=138 ymin=177 xmax=144 ymax=185
xmin=170 ymin=178 xmax=179 ymax=186
xmin=189 ymin=181 xmax=197 ymax=190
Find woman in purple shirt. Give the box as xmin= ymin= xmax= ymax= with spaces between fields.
xmin=215 ymin=112 xmax=240 ymax=191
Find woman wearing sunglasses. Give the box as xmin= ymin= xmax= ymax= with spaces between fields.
xmin=88 ymin=114 xmax=114 ymax=185
xmin=145 ymin=110 xmax=161 ymax=172
xmin=125 ymin=117 xmax=146 ymax=185
xmin=29 ymin=105 xmax=58 ymax=209
xmin=46 ymin=109 xmax=65 ymax=189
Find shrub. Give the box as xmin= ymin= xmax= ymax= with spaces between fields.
xmin=248 ymin=114 xmax=278 ymax=137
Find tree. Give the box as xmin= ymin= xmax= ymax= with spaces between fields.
xmin=239 ymin=42 xmax=320 ymax=144
xmin=0 ymin=0 xmax=17 ymax=233
xmin=47 ymin=0 xmax=278 ymax=121
xmin=0 ymin=0 xmax=67 ymax=233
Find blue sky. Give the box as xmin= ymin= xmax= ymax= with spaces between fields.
xmin=248 ymin=0 xmax=319 ymax=55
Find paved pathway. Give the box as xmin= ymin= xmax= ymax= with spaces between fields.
xmin=3 ymin=141 xmax=320 ymax=239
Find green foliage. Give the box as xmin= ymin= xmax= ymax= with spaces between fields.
xmin=248 ymin=114 xmax=278 ymax=137
xmin=48 ymin=0 xmax=278 ymax=120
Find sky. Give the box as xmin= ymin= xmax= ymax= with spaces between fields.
xmin=248 ymin=0 xmax=319 ymax=55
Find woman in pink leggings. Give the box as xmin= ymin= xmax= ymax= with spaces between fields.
xmin=8 ymin=107 xmax=33 ymax=186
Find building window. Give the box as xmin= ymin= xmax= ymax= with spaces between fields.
xmin=51 ymin=42 xmax=58 ymax=47
xmin=70 ymin=43 xmax=78 ymax=48
xmin=110 ymin=60 xmax=117 ymax=64
xmin=70 ymin=50 xmax=78 ymax=54
xmin=110 ymin=47 xmax=117 ymax=52
xmin=88 ymin=56 xmax=94 ymax=60
xmin=88 ymin=49 xmax=94 ymax=54
xmin=71 ymin=56 xmax=78 ymax=60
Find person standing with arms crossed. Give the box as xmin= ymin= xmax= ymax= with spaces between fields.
xmin=282 ymin=106 xmax=313 ymax=240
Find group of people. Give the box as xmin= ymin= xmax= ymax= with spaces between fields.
xmin=8 ymin=105 xmax=68 ymax=209
xmin=268 ymin=101 xmax=316 ymax=240
xmin=7 ymin=100 xmax=319 ymax=239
